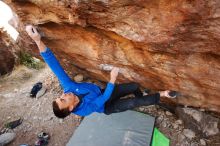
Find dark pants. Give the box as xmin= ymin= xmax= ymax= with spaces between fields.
xmin=104 ymin=82 xmax=160 ymax=115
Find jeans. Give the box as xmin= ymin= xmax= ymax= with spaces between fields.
xmin=104 ymin=82 xmax=160 ymax=115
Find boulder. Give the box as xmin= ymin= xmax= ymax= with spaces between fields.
xmin=3 ymin=0 xmax=220 ymax=113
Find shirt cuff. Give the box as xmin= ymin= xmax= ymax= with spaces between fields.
xmin=107 ymin=82 xmax=115 ymax=89
xmin=40 ymin=47 xmax=53 ymax=59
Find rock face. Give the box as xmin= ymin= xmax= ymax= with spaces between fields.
xmin=4 ymin=0 xmax=220 ymax=112
xmin=0 ymin=30 xmax=15 ymax=76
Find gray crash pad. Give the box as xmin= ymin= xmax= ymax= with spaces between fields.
xmin=67 ymin=110 xmax=155 ymax=146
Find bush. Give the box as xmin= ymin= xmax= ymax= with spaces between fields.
xmin=19 ymin=51 xmax=44 ymax=69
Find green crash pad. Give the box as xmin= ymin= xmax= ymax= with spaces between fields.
xmin=152 ymin=128 xmax=170 ymax=146
xmin=67 ymin=110 xmax=155 ymax=146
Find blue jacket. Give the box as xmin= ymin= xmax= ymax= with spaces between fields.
xmin=40 ymin=47 xmax=115 ymax=116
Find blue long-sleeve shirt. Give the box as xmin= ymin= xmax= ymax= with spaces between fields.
xmin=40 ymin=47 xmax=115 ymax=116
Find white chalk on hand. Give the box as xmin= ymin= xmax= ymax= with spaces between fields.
xmin=25 ymin=25 xmax=45 ymax=37
xmin=99 ymin=64 xmax=114 ymax=71
xmin=99 ymin=64 xmax=124 ymax=74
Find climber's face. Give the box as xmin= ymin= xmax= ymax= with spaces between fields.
xmin=55 ymin=92 xmax=79 ymax=111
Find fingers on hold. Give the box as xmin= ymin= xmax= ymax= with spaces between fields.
xmin=25 ymin=26 xmax=30 ymax=32
xmin=26 ymin=25 xmax=32 ymax=30
xmin=114 ymin=67 xmax=119 ymax=70
xmin=25 ymin=26 xmax=33 ymax=34
xmin=32 ymin=27 xmax=38 ymax=33
xmin=25 ymin=25 xmax=37 ymax=35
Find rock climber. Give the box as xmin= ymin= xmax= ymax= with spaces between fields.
xmin=25 ymin=25 xmax=178 ymax=119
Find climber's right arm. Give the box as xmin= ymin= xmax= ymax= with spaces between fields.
xmin=25 ymin=25 xmax=46 ymax=52
xmin=25 ymin=25 xmax=73 ymax=89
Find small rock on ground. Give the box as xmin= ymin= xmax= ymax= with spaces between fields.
xmin=183 ymin=129 xmax=195 ymax=140
xmin=165 ymin=111 xmax=172 ymax=116
xmin=200 ymin=139 xmax=206 ymax=145
xmin=176 ymin=119 xmax=183 ymax=125
xmin=0 ymin=133 xmax=16 ymax=146
xmin=73 ymin=74 xmax=84 ymax=82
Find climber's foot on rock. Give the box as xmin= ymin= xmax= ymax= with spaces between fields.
xmin=159 ymin=90 xmax=180 ymax=99
xmin=143 ymin=88 xmax=151 ymax=96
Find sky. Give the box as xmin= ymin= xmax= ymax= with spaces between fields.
xmin=0 ymin=0 xmax=19 ymax=41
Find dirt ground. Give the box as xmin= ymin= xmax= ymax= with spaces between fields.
xmin=0 ymin=65 xmax=82 ymax=146
xmin=0 ymin=65 xmax=219 ymax=146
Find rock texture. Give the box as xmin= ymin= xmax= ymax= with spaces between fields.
xmin=0 ymin=30 xmax=15 ymax=76
xmin=3 ymin=0 xmax=220 ymax=112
